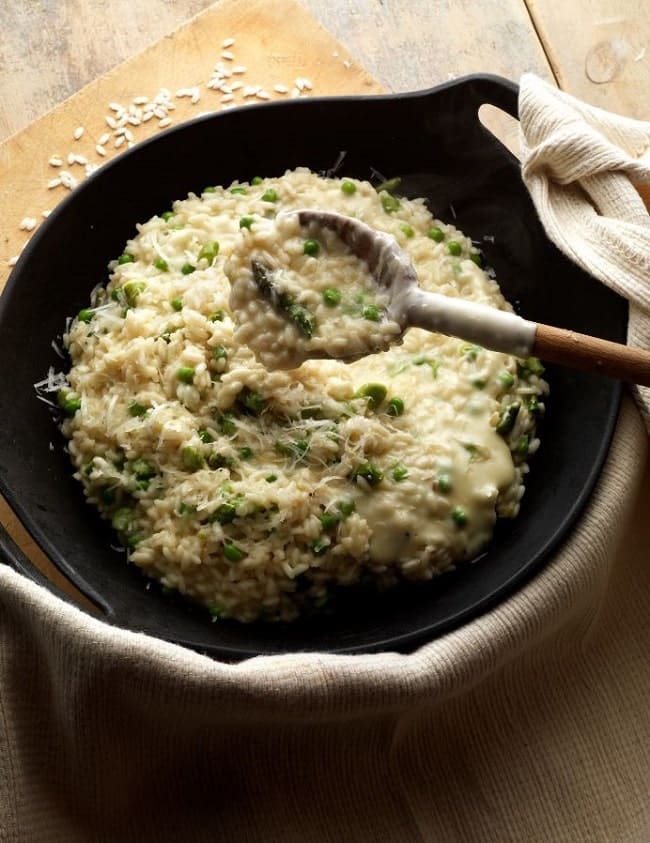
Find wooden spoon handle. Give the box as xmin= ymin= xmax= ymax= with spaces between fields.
xmin=533 ymin=323 xmax=650 ymax=386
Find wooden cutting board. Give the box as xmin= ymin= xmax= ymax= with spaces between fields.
xmin=0 ymin=0 xmax=384 ymax=602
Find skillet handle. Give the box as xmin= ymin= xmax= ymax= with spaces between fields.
xmin=468 ymin=74 xmax=519 ymax=120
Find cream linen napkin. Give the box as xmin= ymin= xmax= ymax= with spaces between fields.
xmin=2 ymin=82 xmax=650 ymax=842
xmin=519 ymin=73 xmax=650 ymax=429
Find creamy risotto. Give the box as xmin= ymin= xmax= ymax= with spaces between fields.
xmin=227 ymin=212 xmax=402 ymax=369
xmin=58 ymin=169 xmax=547 ymax=622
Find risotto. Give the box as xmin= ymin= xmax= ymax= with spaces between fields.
xmin=57 ymin=168 xmax=547 ymax=622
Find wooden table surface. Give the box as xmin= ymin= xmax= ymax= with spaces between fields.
xmin=0 ymin=1 xmax=648 ymax=592
xmin=2 ymin=0 xmax=650 ymax=143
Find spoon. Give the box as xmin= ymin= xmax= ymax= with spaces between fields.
xmin=285 ymin=209 xmax=650 ymax=386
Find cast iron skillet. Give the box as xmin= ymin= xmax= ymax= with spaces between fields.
xmin=0 ymin=75 xmax=624 ymax=658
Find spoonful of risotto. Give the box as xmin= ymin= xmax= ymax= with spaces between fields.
xmin=226 ymin=210 xmax=650 ymax=385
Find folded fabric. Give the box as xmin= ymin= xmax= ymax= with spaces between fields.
xmin=519 ymin=73 xmax=650 ymax=429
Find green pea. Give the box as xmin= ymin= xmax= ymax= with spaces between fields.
xmin=275 ymin=438 xmax=309 ymax=460
xmin=238 ymin=446 xmax=254 ymax=460
xmin=310 ymin=536 xmax=331 ymax=556
xmin=123 ymin=280 xmax=146 ymax=307
xmin=387 ymin=397 xmax=405 ymax=416
xmin=181 ymin=263 xmax=196 ymax=275
xmin=125 ymin=532 xmax=144 ymax=548
xmin=208 ymin=604 xmax=223 ymax=619
xmin=208 ymin=309 xmax=224 ymax=322
xmin=527 ymin=395 xmax=542 ymax=416
xmin=212 ymin=345 xmax=228 ymax=360
xmin=472 ymin=378 xmax=487 ymax=389
xmin=303 ymin=239 xmax=320 ymax=256
xmin=239 ymin=216 xmax=255 ymax=229
xmin=170 ymin=297 xmax=183 ymax=312
xmin=356 ymin=382 xmax=387 ymax=410
xmin=219 ymin=413 xmax=237 ymax=436
xmin=161 ymin=211 xmax=174 ymax=221
xmin=203 ymin=186 xmax=217 ymax=193
xmin=517 ymin=357 xmax=545 ymax=379
xmin=362 ymin=304 xmax=381 ymax=321
xmin=380 ymin=192 xmax=401 ymax=213
xmin=513 ymin=435 xmax=530 ymax=456
xmin=319 ymin=512 xmax=339 ymax=530
xmin=498 ymin=371 xmax=515 ymax=389
xmin=117 ymin=253 xmax=134 ymax=265
xmin=77 ymin=308 xmax=94 ymax=323
xmin=427 ymin=226 xmax=444 ymax=242
xmin=238 ymin=388 xmax=266 ymax=416
xmin=176 ymin=366 xmax=195 ymax=384
xmin=198 ymin=428 xmax=215 ymax=443
xmin=251 ymin=176 xmax=263 ymax=185
xmin=447 ymin=241 xmax=462 ymax=256
xmin=352 ymin=462 xmax=384 ymax=487
xmin=392 ymin=464 xmax=409 ymax=482
xmin=496 ymin=403 xmax=521 ymax=436
xmin=198 ymin=241 xmax=220 ymax=264
xmin=437 ymin=473 xmax=453 ymax=493
xmin=211 ymin=502 xmax=238 ymax=524
xmin=230 ymin=187 xmax=247 ymax=195
xmin=265 ymin=474 xmax=278 ymax=483
xmin=341 ymin=180 xmax=356 ymax=195
xmin=400 ymin=224 xmax=415 ymax=238
xmin=223 ymin=541 xmax=246 ymax=562
xmin=154 ymin=258 xmax=169 ymax=272
xmin=131 ymin=459 xmax=156 ymax=480
xmin=336 ymin=499 xmax=356 ymax=517
xmin=261 ymin=188 xmax=278 ymax=202
xmin=181 ymin=446 xmax=203 ymax=472
xmin=100 ymin=487 xmax=117 ymax=505
xmin=451 ymin=506 xmax=468 ymax=527
xmin=470 ymin=252 xmax=483 ymax=267
xmin=178 ymin=503 xmax=197 ymax=516
xmin=57 ymin=389 xmax=81 ymax=416
xmin=112 ymin=507 xmax=135 ymax=532
xmin=207 ymin=452 xmax=234 ymax=470
xmin=322 ymin=288 xmax=341 ymax=307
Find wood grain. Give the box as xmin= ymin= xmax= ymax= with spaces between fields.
xmin=526 ymin=0 xmax=650 ymax=117
xmin=534 ymin=324 xmax=650 ymax=386
xmin=0 ymin=0 xmax=215 ymax=140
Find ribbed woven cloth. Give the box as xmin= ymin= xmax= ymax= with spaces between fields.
xmin=1 ymin=77 xmax=649 ymax=841
xmin=519 ymin=73 xmax=650 ymax=429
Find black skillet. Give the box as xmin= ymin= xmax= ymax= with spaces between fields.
xmin=0 ymin=75 xmax=624 ymax=658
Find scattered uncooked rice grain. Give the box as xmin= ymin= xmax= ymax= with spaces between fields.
xmin=19 ymin=217 xmax=37 ymax=231
xmin=73 ymin=126 xmax=85 ymax=140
